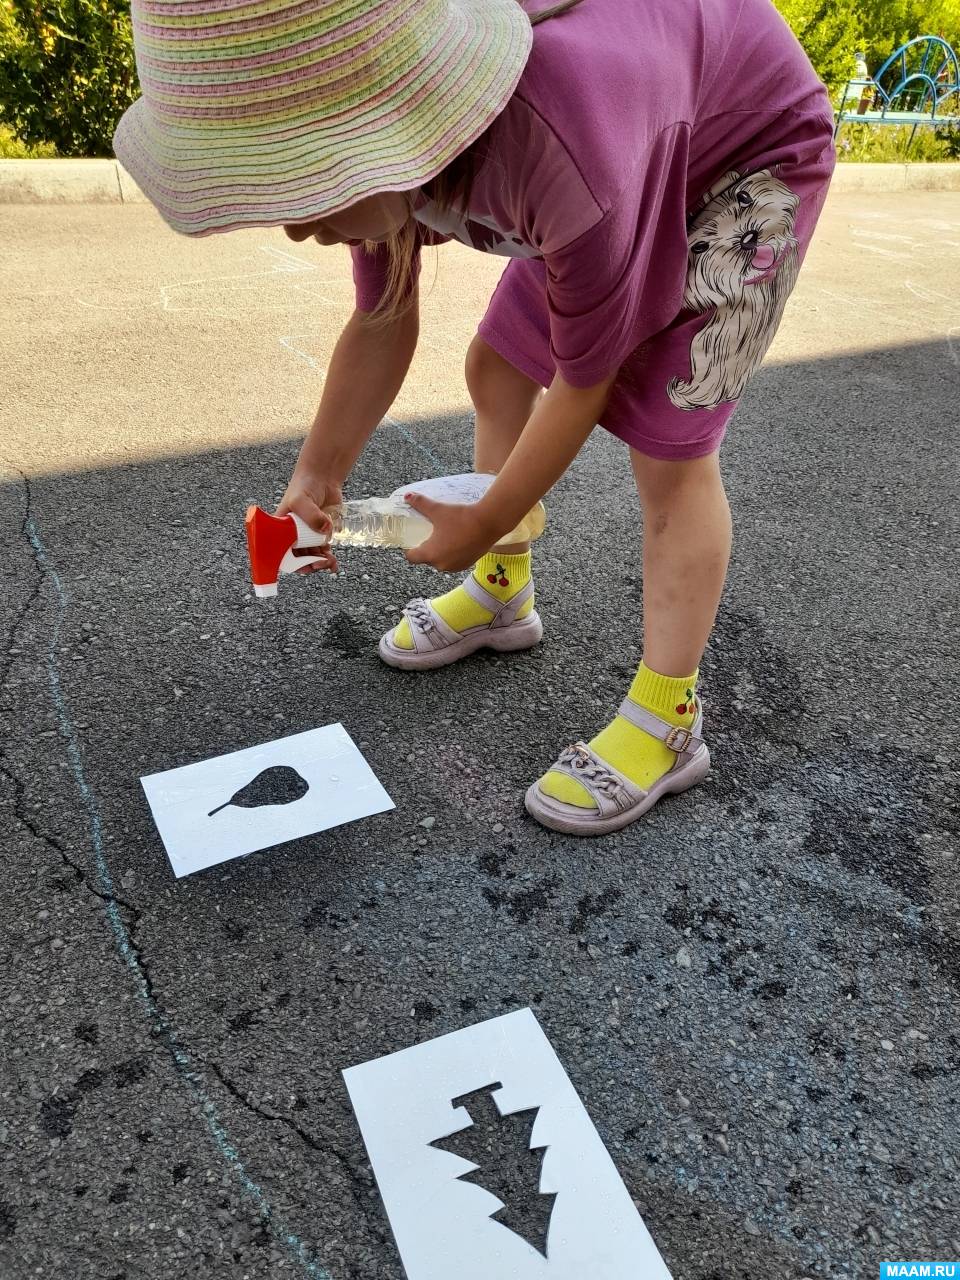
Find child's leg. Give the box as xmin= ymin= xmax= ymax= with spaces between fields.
xmin=632 ymin=449 xmax=732 ymax=676
xmin=390 ymin=338 xmax=543 ymax=651
xmin=538 ymin=448 xmax=730 ymax=809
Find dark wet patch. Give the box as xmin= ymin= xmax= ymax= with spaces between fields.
xmin=569 ymin=887 xmax=623 ymax=935
xmin=911 ymin=1060 xmax=957 ymax=1080
xmin=704 ymin=607 xmax=943 ymax=905
xmin=483 ymin=876 xmax=560 ymax=925
xmin=73 ymin=1185 xmax=87 ymax=1197
xmin=460 ymin=997 xmax=477 ymax=1013
xmin=0 ymin=1201 xmax=16 ymax=1240
xmin=808 ymin=1023 xmax=848 ymax=1063
xmin=301 ymin=901 xmax=349 ymax=932
xmin=800 ymin=748 xmax=932 ymax=902
xmin=228 ymin=1009 xmax=260 ymax=1034
xmin=413 ymin=1000 xmax=439 ymax=1023
xmin=73 ymin=1022 xmax=99 ymax=1045
xmin=108 ymin=1185 xmax=130 ymax=1205
xmin=754 ymin=980 xmax=788 ymax=999
xmin=73 ymin=1069 xmax=104 ymax=1097
xmin=223 ymin=920 xmax=247 ymax=942
xmin=113 ymin=1056 xmax=150 ymax=1088
xmin=39 ymin=1095 xmax=75 ymax=1139
xmin=477 ymin=844 xmax=510 ymax=877
xmin=321 ymin=611 xmax=372 ymax=657
xmin=171 ymin=1163 xmax=189 ymax=1184
xmin=664 ymin=893 xmax=740 ymax=942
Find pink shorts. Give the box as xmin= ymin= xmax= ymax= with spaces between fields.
xmin=476 ymin=150 xmax=836 ymax=460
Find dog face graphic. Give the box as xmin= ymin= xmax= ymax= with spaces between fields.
xmin=668 ymin=169 xmax=801 ymax=411
xmin=683 ymin=169 xmax=799 ymax=310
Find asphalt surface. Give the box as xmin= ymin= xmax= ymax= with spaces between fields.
xmin=1 ymin=190 xmax=959 ymax=1280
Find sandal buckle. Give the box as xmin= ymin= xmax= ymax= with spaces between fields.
xmin=665 ymin=725 xmax=694 ymax=753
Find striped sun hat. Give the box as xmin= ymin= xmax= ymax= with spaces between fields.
xmin=113 ymin=0 xmax=534 ymax=237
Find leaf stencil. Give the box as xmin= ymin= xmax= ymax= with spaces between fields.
xmin=208 ymin=766 xmax=310 ymax=817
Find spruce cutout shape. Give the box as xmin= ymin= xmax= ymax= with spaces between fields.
xmin=430 ymin=1083 xmax=556 ymax=1257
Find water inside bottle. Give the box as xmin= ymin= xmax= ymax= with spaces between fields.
xmin=325 ymin=474 xmax=546 ymax=550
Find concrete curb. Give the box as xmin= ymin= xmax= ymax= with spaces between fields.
xmin=0 ymin=159 xmax=148 ymax=204
xmin=830 ymin=161 xmax=960 ymax=191
xmin=0 ymin=158 xmax=959 ymax=204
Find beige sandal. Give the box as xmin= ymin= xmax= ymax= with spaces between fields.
xmin=525 ymin=698 xmax=710 ymax=835
xmin=379 ymin=577 xmax=542 ymax=670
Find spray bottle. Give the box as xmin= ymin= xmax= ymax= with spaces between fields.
xmin=245 ymin=473 xmax=546 ymax=598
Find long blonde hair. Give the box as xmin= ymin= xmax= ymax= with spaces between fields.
xmin=359 ymin=0 xmax=587 ymax=329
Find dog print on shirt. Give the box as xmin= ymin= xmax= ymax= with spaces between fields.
xmin=668 ymin=169 xmax=801 ymax=411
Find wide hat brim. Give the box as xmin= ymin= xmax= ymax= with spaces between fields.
xmin=114 ymin=0 xmax=533 ymax=237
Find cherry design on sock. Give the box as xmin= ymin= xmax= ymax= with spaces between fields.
xmin=675 ymin=686 xmax=696 ymax=715
xmin=486 ymin=563 xmax=510 ymax=588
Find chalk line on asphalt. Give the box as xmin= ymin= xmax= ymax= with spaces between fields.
xmin=14 ymin=494 xmax=332 ymax=1280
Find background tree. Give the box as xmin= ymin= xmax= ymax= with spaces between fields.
xmin=0 ymin=0 xmax=138 ymax=156
xmin=776 ymin=0 xmax=865 ymax=93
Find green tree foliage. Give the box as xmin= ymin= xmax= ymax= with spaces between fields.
xmin=0 ymin=0 xmax=139 ymax=156
xmin=773 ymin=0 xmax=960 ymax=94
xmin=0 ymin=0 xmax=957 ymax=157
xmin=774 ymin=0 xmax=864 ymax=93
xmin=853 ymin=0 xmax=960 ymax=72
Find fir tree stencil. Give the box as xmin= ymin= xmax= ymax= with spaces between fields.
xmin=430 ymin=1084 xmax=556 ymax=1257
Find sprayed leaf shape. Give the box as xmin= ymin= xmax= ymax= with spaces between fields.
xmin=208 ymin=766 xmax=310 ymax=817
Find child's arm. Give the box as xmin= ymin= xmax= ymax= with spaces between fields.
xmin=405 ymin=370 xmax=618 ymax=571
xmin=279 ymin=300 xmax=420 ymax=537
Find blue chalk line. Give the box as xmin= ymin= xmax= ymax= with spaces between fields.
xmin=24 ymin=517 xmax=332 ymax=1280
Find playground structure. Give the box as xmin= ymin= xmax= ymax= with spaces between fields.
xmin=834 ymin=35 xmax=960 ymax=151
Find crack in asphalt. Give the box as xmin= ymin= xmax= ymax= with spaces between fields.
xmin=201 ymin=1058 xmax=378 ymax=1220
xmin=0 ymin=469 xmax=42 ymax=695
xmin=0 ymin=760 xmax=142 ymax=924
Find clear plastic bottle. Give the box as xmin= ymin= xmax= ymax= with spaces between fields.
xmin=326 ymin=473 xmax=546 ymax=549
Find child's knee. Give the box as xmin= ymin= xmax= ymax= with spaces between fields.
xmin=464 ymin=335 xmax=541 ymax=417
xmin=631 ymin=448 xmax=723 ymax=511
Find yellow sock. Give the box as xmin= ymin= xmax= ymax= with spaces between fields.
xmin=538 ymin=662 xmax=699 ymax=809
xmin=392 ymin=552 xmax=533 ymax=650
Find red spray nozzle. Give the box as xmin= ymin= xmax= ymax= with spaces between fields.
xmin=244 ymin=505 xmax=329 ymax=598
xmin=244 ymin=505 xmax=298 ymax=598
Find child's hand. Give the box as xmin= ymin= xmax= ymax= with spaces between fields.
xmin=277 ymin=471 xmax=343 ymax=574
xmin=403 ymin=493 xmax=498 ymax=573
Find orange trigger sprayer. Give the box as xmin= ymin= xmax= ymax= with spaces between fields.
xmin=244 ymin=505 xmax=327 ymax=598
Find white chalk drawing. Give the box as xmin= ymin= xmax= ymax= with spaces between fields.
xmin=141 ymin=723 xmax=394 ymax=877
xmin=73 ymin=243 xmax=346 ymax=318
xmin=343 ymin=1008 xmax=673 ymax=1280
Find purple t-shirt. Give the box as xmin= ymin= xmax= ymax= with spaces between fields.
xmin=352 ymin=0 xmax=833 ymax=389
